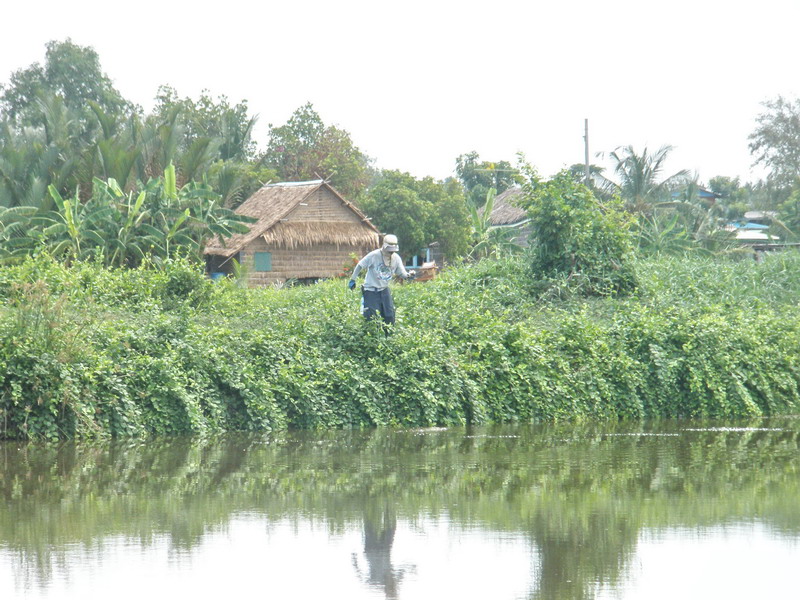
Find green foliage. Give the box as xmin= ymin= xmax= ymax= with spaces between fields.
xmin=0 ymin=281 xmax=95 ymax=439
xmin=263 ymin=103 xmax=372 ymax=199
xmin=0 ymin=205 xmax=39 ymax=263
xmin=0 ymin=39 xmax=132 ymax=137
xmin=776 ymin=188 xmax=800 ymax=241
xmin=3 ymin=250 xmax=800 ymax=440
xmin=635 ymin=178 xmax=737 ymax=256
xmin=634 ymin=213 xmax=698 ymax=256
xmin=0 ymin=117 xmax=79 ymax=209
xmin=708 ymin=175 xmax=750 ymax=211
xmin=749 ymin=96 xmax=800 ymax=189
xmin=361 ymin=173 xmax=429 ymax=252
xmin=152 ymin=85 xmax=258 ymax=162
xmin=455 ymin=151 xmax=519 ymax=208
xmin=598 ymin=145 xmax=690 ymax=213
xmin=519 ymin=168 xmax=638 ymax=296
xmin=360 ymin=170 xmax=471 ymax=260
xmin=0 ymin=40 xmax=267 ymax=210
xmin=206 ymin=160 xmax=278 ymax=208
xmin=0 ymin=168 xmax=253 ymax=268
xmin=468 ymin=188 xmax=524 ymax=260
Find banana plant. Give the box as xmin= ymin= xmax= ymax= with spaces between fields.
xmin=1 ymin=160 xmax=253 ymax=268
xmin=468 ymin=188 xmax=524 ymax=260
xmin=107 ymin=181 xmax=157 ymax=267
xmin=164 ymin=162 xmax=177 ymax=200
xmin=42 ymin=184 xmax=113 ymax=263
xmin=46 ymin=185 xmax=84 ymax=259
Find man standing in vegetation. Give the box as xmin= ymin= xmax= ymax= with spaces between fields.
xmin=348 ymin=235 xmax=415 ymax=325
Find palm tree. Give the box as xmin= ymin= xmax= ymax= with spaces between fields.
xmin=0 ymin=205 xmax=38 ymax=264
xmin=599 ymin=145 xmax=690 ymax=213
xmin=0 ymin=125 xmax=77 ymax=209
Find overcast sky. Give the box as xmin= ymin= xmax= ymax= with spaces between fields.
xmin=3 ymin=0 xmax=800 ymax=185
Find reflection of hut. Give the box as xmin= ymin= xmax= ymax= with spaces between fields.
xmin=483 ymin=187 xmax=531 ymax=246
xmin=204 ymin=180 xmax=379 ymax=287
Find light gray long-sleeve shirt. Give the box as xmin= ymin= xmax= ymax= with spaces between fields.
xmin=351 ymin=249 xmax=409 ymax=291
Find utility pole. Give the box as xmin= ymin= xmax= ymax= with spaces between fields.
xmin=584 ymin=118 xmax=590 ymax=185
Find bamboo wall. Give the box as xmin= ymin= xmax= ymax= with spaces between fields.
xmin=240 ymin=239 xmax=372 ymax=286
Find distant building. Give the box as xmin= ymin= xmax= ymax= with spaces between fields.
xmin=204 ymin=180 xmax=379 ymax=286
xmin=671 ymin=187 xmax=722 ymax=203
xmin=743 ymin=210 xmax=778 ymax=223
xmin=482 ymin=187 xmax=531 ymax=247
xmin=724 ymin=219 xmax=779 ymax=243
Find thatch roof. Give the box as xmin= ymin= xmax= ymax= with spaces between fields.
xmin=262 ymin=220 xmax=379 ymax=249
xmin=487 ymin=187 xmax=528 ymax=226
xmin=204 ymin=180 xmax=379 ymax=257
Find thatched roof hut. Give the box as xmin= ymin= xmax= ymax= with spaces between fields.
xmin=488 ymin=187 xmax=527 ymax=225
xmin=482 ymin=187 xmax=531 ymax=247
xmin=204 ymin=180 xmax=380 ymax=286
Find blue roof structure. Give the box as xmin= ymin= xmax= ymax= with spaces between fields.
xmin=671 ymin=187 xmax=722 ymax=200
xmin=728 ymin=221 xmax=769 ymax=230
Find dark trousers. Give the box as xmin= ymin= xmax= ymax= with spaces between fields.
xmin=362 ymin=288 xmax=395 ymax=325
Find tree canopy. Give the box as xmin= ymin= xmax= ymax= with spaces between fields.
xmin=263 ymin=103 xmax=372 ymax=199
xmin=455 ymin=151 xmax=519 ymax=208
xmin=6 ymin=38 xmax=793 ymax=272
xmin=749 ymin=96 xmax=800 ymax=189
xmin=598 ymin=145 xmax=690 ymax=213
xmin=359 ymin=170 xmax=471 ymax=260
xmin=0 ymin=39 xmax=132 ymax=137
xmin=153 ymin=86 xmax=258 ymax=162
xmin=0 ymin=40 xmax=278 ymax=212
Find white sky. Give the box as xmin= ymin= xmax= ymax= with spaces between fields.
xmin=3 ymin=0 xmax=800 ymax=185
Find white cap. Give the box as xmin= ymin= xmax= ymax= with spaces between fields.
xmin=382 ymin=234 xmax=399 ymax=252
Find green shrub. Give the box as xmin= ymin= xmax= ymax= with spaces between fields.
xmin=519 ymin=169 xmax=638 ymax=297
xmin=2 ymin=251 xmax=800 ymax=439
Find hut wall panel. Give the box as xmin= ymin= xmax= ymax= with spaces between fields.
xmin=240 ymin=240 xmax=373 ymax=287
xmin=286 ymin=189 xmax=362 ymax=223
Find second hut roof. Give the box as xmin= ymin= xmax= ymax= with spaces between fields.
xmin=484 ymin=187 xmax=527 ymax=226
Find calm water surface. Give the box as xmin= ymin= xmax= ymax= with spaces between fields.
xmin=1 ymin=418 xmax=799 ymax=599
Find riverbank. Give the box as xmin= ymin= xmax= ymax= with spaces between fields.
xmin=2 ymin=252 xmax=800 ymax=439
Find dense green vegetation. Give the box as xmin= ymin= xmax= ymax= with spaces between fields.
xmin=0 ymin=40 xmax=475 ymax=258
xmin=6 ymin=39 xmax=800 ymax=265
xmin=0 ymin=164 xmax=253 ymax=267
xmin=1 ymin=248 xmax=799 ymax=440
xmin=4 ymin=40 xmax=800 ymax=441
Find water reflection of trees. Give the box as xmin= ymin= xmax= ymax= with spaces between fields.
xmin=1 ymin=420 xmax=799 ymax=598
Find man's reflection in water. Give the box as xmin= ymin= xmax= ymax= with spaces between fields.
xmin=352 ymin=507 xmax=414 ymax=599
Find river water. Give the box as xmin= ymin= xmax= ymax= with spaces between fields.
xmin=1 ymin=418 xmax=799 ymax=599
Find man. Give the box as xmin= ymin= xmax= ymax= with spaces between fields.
xmin=348 ymin=234 xmax=415 ymax=325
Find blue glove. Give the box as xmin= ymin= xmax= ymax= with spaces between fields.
xmin=348 ymin=279 xmax=356 ymax=290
